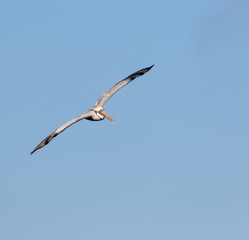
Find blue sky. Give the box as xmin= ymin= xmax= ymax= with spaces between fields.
xmin=1 ymin=0 xmax=249 ymax=239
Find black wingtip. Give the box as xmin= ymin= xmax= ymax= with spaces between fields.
xmin=144 ymin=65 xmax=154 ymax=72
xmin=30 ymin=147 xmax=38 ymax=155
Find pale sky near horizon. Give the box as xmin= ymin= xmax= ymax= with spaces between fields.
xmin=1 ymin=1 xmax=249 ymax=239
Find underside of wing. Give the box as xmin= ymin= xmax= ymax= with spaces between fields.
xmin=94 ymin=65 xmax=154 ymax=107
xmin=30 ymin=110 xmax=92 ymax=155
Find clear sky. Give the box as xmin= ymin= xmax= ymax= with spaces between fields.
xmin=1 ymin=0 xmax=249 ymax=239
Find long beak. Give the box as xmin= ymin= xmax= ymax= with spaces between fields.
xmin=101 ymin=110 xmax=115 ymax=123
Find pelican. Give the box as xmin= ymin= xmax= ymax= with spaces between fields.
xmin=31 ymin=65 xmax=154 ymax=154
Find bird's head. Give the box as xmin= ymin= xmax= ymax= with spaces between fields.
xmin=93 ymin=106 xmax=115 ymax=123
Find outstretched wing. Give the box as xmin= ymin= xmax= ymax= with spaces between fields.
xmin=31 ymin=110 xmax=92 ymax=155
xmin=94 ymin=65 xmax=154 ymax=107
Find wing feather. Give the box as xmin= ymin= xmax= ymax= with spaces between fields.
xmin=30 ymin=111 xmax=92 ymax=155
xmin=94 ymin=65 xmax=154 ymax=107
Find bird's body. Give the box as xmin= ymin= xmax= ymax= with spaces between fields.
xmin=84 ymin=107 xmax=107 ymax=121
xmin=85 ymin=110 xmax=103 ymax=121
xmin=31 ymin=65 xmax=154 ymax=155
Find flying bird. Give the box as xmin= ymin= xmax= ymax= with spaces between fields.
xmin=31 ymin=65 xmax=154 ymax=155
